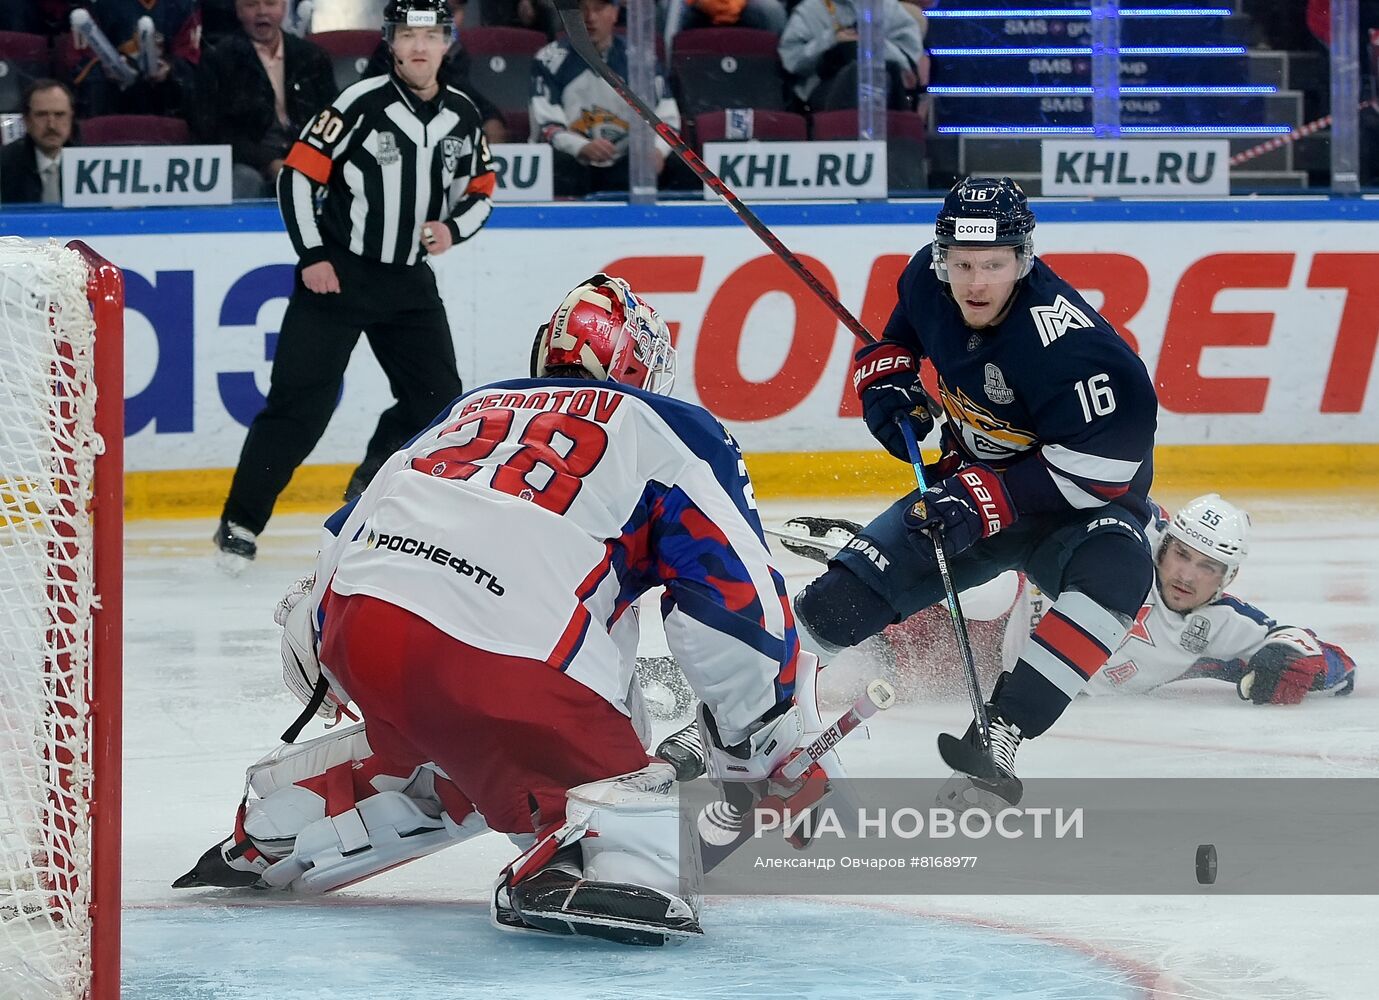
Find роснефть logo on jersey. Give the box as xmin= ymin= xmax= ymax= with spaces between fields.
xmin=366 ymin=531 xmax=505 ymax=595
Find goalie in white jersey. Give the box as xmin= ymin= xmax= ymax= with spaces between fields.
xmin=176 ymin=274 xmax=828 ymax=946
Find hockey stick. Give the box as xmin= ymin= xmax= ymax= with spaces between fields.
xmin=551 ymin=0 xmax=874 ymax=346
xmin=698 ymin=678 xmax=895 ymax=872
xmin=1229 ymin=98 xmax=1379 ymax=166
xmin=895 ymin=416 xmax=1000 ymax=782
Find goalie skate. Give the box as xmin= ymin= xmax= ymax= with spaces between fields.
xmin=509 ymin=846 xmax=702 ymax=947
xmin=172 ymin=838 xmax=267 ymax=889
xmin=765 ymin=516 xmax=864 ymax=565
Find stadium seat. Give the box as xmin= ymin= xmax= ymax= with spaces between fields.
xmin=79 ymin=114 xmax=192 ymax=146
xmin=0 ymin=31 xmax=50 ymax=114
xmin=671 ymin=28 xmax=789 ymax=117
xmin=694 ymin=109 xmax=807 ymax=148
xmin=810 ymin=109 xmax=927 ymax=192
xmin=460 ymin=27 xmax=547 ymax=116
xmin=311 ymin=29 xmax=380 ymax=91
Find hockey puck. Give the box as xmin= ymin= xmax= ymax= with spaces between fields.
xmin=1195 ymin=843 xmax=1217 ymax=885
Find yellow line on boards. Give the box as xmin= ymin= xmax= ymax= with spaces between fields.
xmin=121 ymin=444 xmax=1379 ymax=521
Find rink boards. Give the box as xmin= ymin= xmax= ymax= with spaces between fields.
xmin=2 ymin=198 xmax=1376 ymax=516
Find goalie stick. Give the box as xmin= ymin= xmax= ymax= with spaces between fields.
xmin=551 ymin=0 xmax=875 ymax=347
xmin=698 ymin=679 xmax=895 ymax=872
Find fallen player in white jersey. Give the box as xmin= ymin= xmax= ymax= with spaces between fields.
xmin=773 ymin=497 xmax=1356 ymax=706
xmin=1011 ymin=494 xmax=1356 ymax=704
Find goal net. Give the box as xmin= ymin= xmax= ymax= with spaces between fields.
xmin=0 ymin=239 xmax=123 ymax=1000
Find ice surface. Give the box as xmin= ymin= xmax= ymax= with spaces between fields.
xmin=123 ymin=492 xmax=1378 ymax=999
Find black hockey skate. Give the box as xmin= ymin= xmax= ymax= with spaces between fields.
xmin=508 ymin=847 xmax=702 ymax=946
xmin=172 ymin=839 xmax=265 ymax=889
xmin=766 ymin=516 xmax=863 ymax=565
xmin=213 ymin=519 xmax=257 ymax=576
xmin=655 ymin=721 xmax=705 ymax=782
xmin=936 ymin=671 xmax=1025 ymax=808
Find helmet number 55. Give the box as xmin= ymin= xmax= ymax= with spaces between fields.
xmin=1073 ymin=373 xmax=1116 ymax=423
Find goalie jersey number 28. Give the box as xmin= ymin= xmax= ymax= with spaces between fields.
xmin=313 ymin=378 xmax=799 ymax=738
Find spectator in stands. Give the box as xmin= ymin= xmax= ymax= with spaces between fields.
xmin=478 ymin=0 xmax=558 ymax=38
xmin=779 ymin=0 xmax=922 ymax=111
xmin=194 ymin=0 xmax=338 ymax=199
xmin=1 ymin=80 xmax=76 ymax=206
xmin=532 ymin=0 xmax=681 ymax=196
xmin=677 ymin=0 xmax=786 ymax=35
xmin=364 ymin=0 xmax=508 ymax=142
xmin=67 ymin=0 xmax=202 ymax=118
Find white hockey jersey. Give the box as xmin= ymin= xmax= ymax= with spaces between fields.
xmin=1083 ymin=584 xmax=1277 ymax=695
xmin=310 ymin=378 xmax=798 ymax=743
xmin=529 ymin=36 xmax=679 ymax=159
xmin=1003 ymin=516 xmax=1354 ymax=698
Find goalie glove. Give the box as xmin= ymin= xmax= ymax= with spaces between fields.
xmin=277 ymin=577 xmax=350 ymax=722
xmin=1238 ymin=627 xmax=1357 ymax=705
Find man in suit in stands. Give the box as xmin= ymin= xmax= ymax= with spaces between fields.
xmin=194 ymin=0 xmax=339 ymax=199
xmin=1 ymin=80 xmax=76 ymax=205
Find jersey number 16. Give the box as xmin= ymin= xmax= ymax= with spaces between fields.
xmin=1074 ymin=373 xmax=1116 ymax=423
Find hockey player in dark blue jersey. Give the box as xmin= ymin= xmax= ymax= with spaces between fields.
xmin=793 ymin=177 xmax=1160 ymax=804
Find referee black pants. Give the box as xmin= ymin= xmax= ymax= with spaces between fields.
xmin=221 ymin=250 xmax=463 ymax=535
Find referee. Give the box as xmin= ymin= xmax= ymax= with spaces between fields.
xmin=215 ymin=0 xmax=495 ymax=570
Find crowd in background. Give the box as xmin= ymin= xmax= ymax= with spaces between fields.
xmin=0 ymin=0 xmax=1375 ymax=204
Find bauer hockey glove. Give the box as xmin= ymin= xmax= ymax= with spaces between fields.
xmin=1238 ymin=628 xmax=1356 ymax=705
xmin=853 ymin=341 xmax=935 ymax=462
xmin=904 ymin=465 xmax=1017 ymax=557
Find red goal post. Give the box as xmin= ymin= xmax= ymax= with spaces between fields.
xmin=0 ymin=239 xmax=123 ymax=1000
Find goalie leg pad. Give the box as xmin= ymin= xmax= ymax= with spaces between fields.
xmin=260 ymin=789 xmax=489 ymax=893
xmin=500 ymin=762 xmax=703 ymax=945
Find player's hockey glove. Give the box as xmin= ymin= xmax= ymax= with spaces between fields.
xmin=904 ymin=465 xmax=1017 ymax=557
xmin=1238 ymin=627 xmax=1356 ymax=705
xmin=853 ymin=341 xmax=935 ymax=462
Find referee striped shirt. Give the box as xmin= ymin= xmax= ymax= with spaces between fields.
xmin=280 ymin=72 xmax=495 ymax=268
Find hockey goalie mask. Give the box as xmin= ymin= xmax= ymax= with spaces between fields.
xmin=533 ymin=275 xmax=676 ymax=395
xmin=1159 ymin=493 xmax=1251 ymax=602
